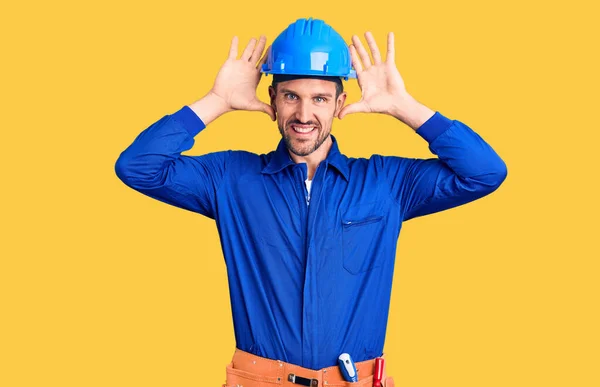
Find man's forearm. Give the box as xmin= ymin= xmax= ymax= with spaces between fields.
xmin=390 ymin=93 xmax=436 ymax=131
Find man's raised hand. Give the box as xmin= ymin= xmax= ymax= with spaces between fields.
xmin=338 ymin=32 xmax=411 ymax=120
xmin=208 ymin=35 xmax=275 ymax=121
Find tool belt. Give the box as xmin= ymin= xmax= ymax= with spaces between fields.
xmin=222 ymin=349 xmax=395 ymax=387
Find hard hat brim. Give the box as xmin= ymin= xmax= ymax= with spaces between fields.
xmin=261 ymin=68 xmax=357 ymax=81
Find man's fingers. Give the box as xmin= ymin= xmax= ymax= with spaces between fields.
xmin=338 ymin=102 xmax=365 ymax=119
xmin=352 ymin=35 xmax=372 ymax=69
xmin=250 ymin=36 xmax=267 ymax=65
xmin=364 ymin=31 xmax=382 ymax=64
xmin=229 ymin=36 xmax=239 ymax=59
xmin=260 ymin=102 xmax=276 ymax=121
xmin=387 ymin=32 xmax=395 ymax=63
xmin=249 ymin=99 xmax=276 ymax=121
xmin=257 ymin=50 xmax=267 ymax=71
xmin=241 ymin=37 xmax=257 ymax=61
xmin=349 ymin=45 xmax=363 ymax=73
xmin=257 ymin=45 xmax=271 ymax=70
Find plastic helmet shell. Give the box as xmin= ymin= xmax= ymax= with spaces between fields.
xmin=261 ymin=17 xmax=357 ymax=81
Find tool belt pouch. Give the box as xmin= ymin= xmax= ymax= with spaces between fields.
xmin=224 ymin=361 xmax=282 ymax=387
xmin=222 ymin=350 xmax=395 ymax=387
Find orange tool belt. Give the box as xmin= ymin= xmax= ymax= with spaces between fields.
xmin=223 ymin=349 xmax=395 ymax=387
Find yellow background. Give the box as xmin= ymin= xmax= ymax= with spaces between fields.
xmin=1 ymin=0 xmax=598 ymax=386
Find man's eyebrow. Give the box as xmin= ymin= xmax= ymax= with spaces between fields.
xmin=312 ymin=92 xmax=333 ymax=98
xmin=279 ymin=88 xmax=296 ymax=95
xmin=279 ymin=88 xmax=333 ymax=98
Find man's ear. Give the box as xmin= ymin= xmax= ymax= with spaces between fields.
xmin=268 ymin=85 xmax=277 ymax=113
xmin=334 ymin=92 xmax=347 ymax=118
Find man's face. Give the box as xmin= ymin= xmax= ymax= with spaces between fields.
xmin=269 ymin=78 xmax=346 ymax=157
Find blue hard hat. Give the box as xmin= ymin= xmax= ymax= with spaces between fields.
xmin=261 ymin=17 xmax=357 ymax=81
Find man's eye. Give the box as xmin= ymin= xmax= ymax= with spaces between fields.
xmin=314 ymin=97 xmax=326 ymax=103
xmin=285 ymin=94 xmax=297 ymax=100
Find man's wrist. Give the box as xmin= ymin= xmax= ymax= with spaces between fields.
xmin=390 ymin=93 xmax=436 ymax=131
xmin=188 ymin=91 xmax=232 ymax=126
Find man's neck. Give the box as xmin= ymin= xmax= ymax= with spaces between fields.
xmin=289 ymin=136 xmax=333 ymax=180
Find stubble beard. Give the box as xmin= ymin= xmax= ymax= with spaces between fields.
xmin=279 ymin=123 xmax=331 ymax=157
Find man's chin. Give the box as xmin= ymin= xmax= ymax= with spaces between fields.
xmin=287 ymin=140 xmax=316 ymax=157
xmin=289 ymin=147 xmax=314 ymax=157
xmin=282 ymin=132 xmax=329 ymax=157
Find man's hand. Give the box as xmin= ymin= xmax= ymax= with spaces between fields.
xmin=210 ymin=35 xmax=275 ymax=120
xmin=338 ymin=32 xmax=434 ymax=129
xmin=191 ymin=35 xmax=275 ymax=125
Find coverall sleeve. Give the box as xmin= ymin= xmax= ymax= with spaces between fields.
xmin=379 ymin=112 xmax=508 ymax=221
xmin=114 ymin=105 xmax=228 ymax=219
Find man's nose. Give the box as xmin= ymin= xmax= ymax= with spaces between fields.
xmin=295 ymin=101 xmax=313 ymax=124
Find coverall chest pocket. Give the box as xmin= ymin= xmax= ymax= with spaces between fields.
xmin=341 ymin=204 xmax=386 ymax=274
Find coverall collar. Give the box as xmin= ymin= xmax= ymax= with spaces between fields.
xmin=261 ymin=134 xmax=349 ymax=180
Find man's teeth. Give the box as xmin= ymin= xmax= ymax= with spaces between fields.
xmin=292 ymin=126 xmax=315 ymax=133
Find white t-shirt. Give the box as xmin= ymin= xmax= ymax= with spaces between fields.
xmin=305 ymin=179 xmax=312 ymax=205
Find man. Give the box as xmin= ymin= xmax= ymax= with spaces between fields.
xmin=115 ymin=17 xmax=507 ymax=387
